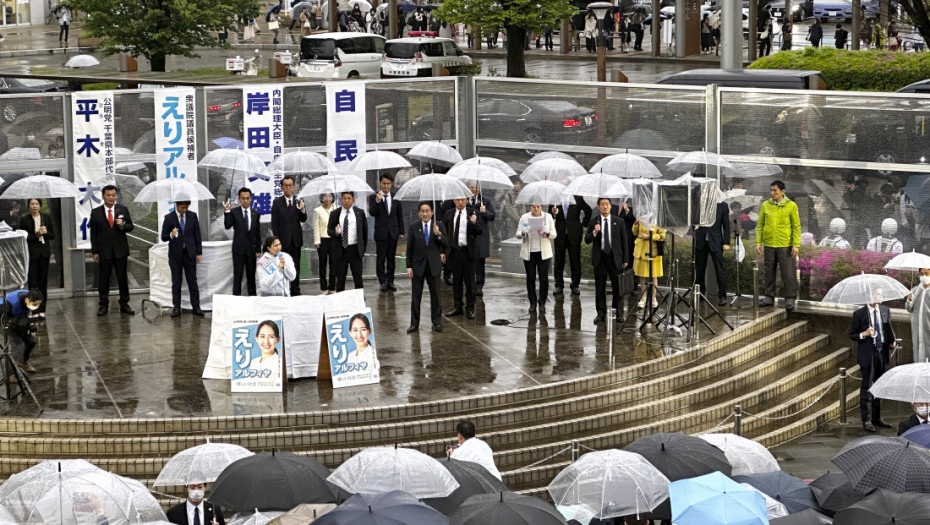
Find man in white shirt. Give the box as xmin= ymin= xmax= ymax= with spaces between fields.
xmin=850 ymin=291 xmax=896 ymax=433
xmin=166 ymin=480 xmax=225 ymax=525
xmin=447 ymin=419 xmax=501 ymax=481
xmin=442 ymin=198 xmax=481 ymax=319
xmin=327 ymin=191 xmax=368 ymax=292
xmin=271 ymin=176 xmax=308 ymax=296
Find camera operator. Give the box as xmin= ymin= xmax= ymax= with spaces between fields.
xmin=4 ymin=289 xmax=43 ymax=377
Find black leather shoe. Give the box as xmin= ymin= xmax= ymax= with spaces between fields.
xmin=406 ymin=325 xmax=418 ymax=333
xmin=553 ymin=288 xmax=563 ymax=296
xmin=475 ymin=287 xmax=484 ymax=296
xmin=97 ymin=305 xmax=108 ymax=316
xmin=873 ymin=419 xmax=892 ymax=428
xmin=445 ymin=308 xmax=464 ymax=317
xmin=571 ymin=286 xmax=580 ymax=296
xmin=528 ymin=304 xmax=537 ymax=314
xmin=387 ymin=283 xmax=397 ymax=291
xmin=379 ymin=283 xmax=388 ymax=292
xmin=444 ymin=278 xmax=453 ymax=286
xmin=538 ymin=303 xmax=546 ymax=314
xmin=718 ymin=296 xmax=727 ymax=307
xmin=466 ymin=309 xmax=476 ymax=320
xmin=171 ymin=307 xmax=181 ymax=318
xmin=120 ymin=305 xmax=134 ymax=315
xmin=192 ymin=308 xmax=205 ymax=317
xmin=432 ymin=324 xmax=443 ymax=333
xmin=593 ymin=315 xmax=605 ymax=324
xmin=862 ymin=421 xmax=876 ymax=433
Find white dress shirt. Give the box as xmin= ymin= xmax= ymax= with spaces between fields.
xmin=453 ymin=208 xmax=468 ymax=247
xmin=186 ymin=501 xmax=204 ymax=525
xmin=339 ymin=206 xmax=358 ymax=245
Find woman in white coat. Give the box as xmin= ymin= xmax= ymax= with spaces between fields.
xmin=515 ymin=203 xmax=556 ymax=314
xmin=256 ymin=236 xmax=297 ymax=297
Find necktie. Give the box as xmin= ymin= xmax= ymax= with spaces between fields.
xmin=424 ymin=222 xmax=429 ymax=246
xmin=288 ymin=198 xmax=293 ymax=210
xmin=563 ymin=204 xmax=569 ymax=216
xmin=603 ymin=218 xmax=611 ymax=253
xmin=193 ymin=507 xmax=201 ymax=525
xmin=873 ymin=309 xmax=883 ymax=349
xmin=342 ymin=212 xmax=349 ymax=248
xmin=180 ymin=214 xmax=186 ymax=233
xmin=107 ymin=208 xmax=113 ymax=227
xmin=244 ymin=208 xmax=249 ymax=231
xmin=454 ymin=211 xmax=461 ymax=246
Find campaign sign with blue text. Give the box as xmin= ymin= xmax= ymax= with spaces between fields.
xmin=325 ymin=309 xmax=379 ymax=388
xmin=231 ymin=318 xmax=285 ymax=392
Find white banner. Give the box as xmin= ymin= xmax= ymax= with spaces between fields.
xmin=326 ymin=81 xmax=366 ymax=168
xmin=241 ymin=85 xmax=282 ymax=222
xmin=72 ymin=92 xmax=115 ymax=249
xmin=154 ymin=88 xmax=198 ymax=227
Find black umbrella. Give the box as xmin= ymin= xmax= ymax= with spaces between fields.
xmin=423 ymin=459 xmax=507 ymax=516
xmin=733 ymin=471 xmax=822 ymax=514
xmin=770 ymin=508 xmax=833 ymax=525
xmin=809 ymin=471 xmax=866 ymax=514
xmin=831 ymin=436 xmax=930 ymax=494
xmin=622 ymin=432 xmax=732 ymax=481
xmin=833 ymin=488 xmax=930 ymax=525
xmin=450 ymin=492 xmax=567 ymax=525
xmin=210 ymin=451 xmax=340 ymax=511
xmin=265 ymin=4 xmax=281 ymax=21
xmin=313 ymin=490 xmax=449 ymax=525
xmin=627 ymin=3 xmax=650 ymax=15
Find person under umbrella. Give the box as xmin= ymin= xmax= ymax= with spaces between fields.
xmin=515 ymin=202 xmax=556 ymax=314
xmin=832 ymin=435 xmax=930 ymax=494
xmin=166 ymin=477 xmax=226 ymax=525
xmin=833 ymin=488 xmax=930 ymax=525
xmin=905 ymin=267 xmax=930 ymax=364
xmin=451 ymin=491 xmax=568 ymax=525
xmin=424 ymin=459 xmax=507 ymax=516
xmin=160 ymin=198 xmax=204 ymax=318
xmin=314 ymin=491 xmax=448 ymax=525
xmin=18 ymin=198 xmax=54 ymax=319
xmin=447 ymin=420 xmax=501 ymax=481
xmin=850 ymin=288 xmax=896 ymax=432
xmin=899 ymin=401 xmax=930 ymax=435
xmin=808 ymin=471 xmax=864 ymax=516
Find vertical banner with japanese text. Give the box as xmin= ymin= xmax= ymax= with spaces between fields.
xmin=241 ymin=85 xmax=282 ymax=222
xmin=72 ymin=92 xmax=115 ymax=249
xmin=326 ymin=82 xmax=366 ymax=168
xmin=154 ymin=88 xmax=198 ymax=228
xmin=324 ymin=308 xmax=380 ymax=388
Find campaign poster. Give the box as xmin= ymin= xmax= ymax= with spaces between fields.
xmin=325 ymin=309 xmax=380 ymax=388
xmin=325 ymin=81 xmax=366 ymax=168
xmin=231 ymin=318 xmax=285 ymax=392
xmin=154 ymin=88 xmax=198 ymax=225
xmin=72 ymin=91 xmax=115 ymax=249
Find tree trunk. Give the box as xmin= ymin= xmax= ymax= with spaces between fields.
xmin=505 ymin=24 xmax=526 ymax=77
xmin=150 ymin=52 xmax=167 ymax=72
xmin=901 ymin=1 xmax=930 ymax=49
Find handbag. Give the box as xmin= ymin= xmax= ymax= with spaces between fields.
xmin=303 ymin=20 xmax=311 ymax=28
xmin=268 ymin=21 xmax=279 ymax=30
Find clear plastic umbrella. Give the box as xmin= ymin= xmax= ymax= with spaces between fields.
xmin=520 ymin=158 xmax=587 ymax=183
xmin=667 ymin=150 xmax=733 ymax=173
xmin=884 ymin=250 xmax=930 ymax=272
xmin=269 ymin=151 xmax=336 ymax=177
xmin=229 ymin=509 xmax=286 ymax=525
xmin=515 ymin=180 xmax=567 ymax=206
xmin=561 ymin=173 xmax=631 ymax=199
xmin=406 ymin=141 xmax=463 ymax=167
xmin=393 ymin=173 xmax=472 ymax=202
xmin=121 ymin=477 xmax=168 ymax=523
xmin=266 ymin=503 xmax=337 ymax=525
xmin=65 ymin=54 xmax=100 ymax=68
xmin=326 ymin=446 xmax=460 ymax=499
xmin=348 ymin=150 xmax=411 ymax=173
xmin=590 ymin=153 xmax=662 ymax=179
xmin=528 ymin=151 xmax=574 ymax=163
xmin=699 ymin=433 xmax=780 ymax=477
xmin=870 ymin=362 xmax=930 ymax=402
xmin=447 ymin=162 xmax=513 ymax=190
xmin=296 ymin=172 xmax=374 ymax=199
xmin=134 ymin=178 xmax=215 ymax=203
xmin=455 ymin=156 xmax=516 ymax=176
xmin=0 ymin=147 xmax=42 ymax=161
xmin=154 ymin=442 xmax=254 ymax=487
xmin=199 ymin=148 xmax=271 ymax=181
xmin=0 ymin=504 xmax=15 ymax=525
xmin=727 ymin=161 xmax=784 ymax=178
xmin=821 ymin=273 xmax=909 ymax=305
xmin=547 ymin=449 xmax=670 ymax=519
xmin=0 ymin=175 xmax=82 ymax=199
xmin=349 ymin=0 xmax=372 ymax=12
xmin=738 ymin=483 xmax=790 ymax=521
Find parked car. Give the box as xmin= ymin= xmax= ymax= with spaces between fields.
xmin=812 ymin=0 xmax=851 ymax=21
xmin=0 ymin=77 xmax=67 ymax=124
xmin=769 ymin=0 xmax=812 ymax=21
xmin=294 ymin=32 xmax=386 ymax=80
xmin=381 ymin=34 xmax=472 ymax=78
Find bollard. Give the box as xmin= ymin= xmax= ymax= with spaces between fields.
xmin=734 ymin=405 xmax=742 ymax=436
xmin=752 ymin=262 xmax=760 ymax=320
xmin=839 ymin=368 xmax=847 ymax=425
xmin=571 ymin=439 xmax=579 ymax=462
xmin=607 ymin=307 xmax=615 ymax=366
xmin=692 ymin=284 xmax=701 ymax=341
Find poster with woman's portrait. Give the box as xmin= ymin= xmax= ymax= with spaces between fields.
xmin=231 ymin=318 xmax=285 ymax=392
xmin=324 ymin=309 xmax=380 ymax=388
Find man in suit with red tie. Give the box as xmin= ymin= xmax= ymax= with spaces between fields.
xmin=90 ymin=184 xmax=135 ymax=316
xmin=551 ymin=195 xmax=591 ymax=297
xmin=584 ymin=198 xmax=628 ymax=324
xmin=850 ymin=291 xmax=896 ymax=433
xmin=271 ymin=175 xmax=307 ymax=296
xmin=160 ymin=200 xmax=203 ymax=318
xmin=368 ymin=174 xmax=404 ymax=292
xmin=224 ymin=188 xmax=262 ymax=296
xmin=407 ymin=202 xmax=448 ymax=333
xmin=327 ymin=191 xmax=368 ymax=292
xmin=443 ymin=197 xmax=482 ymax=320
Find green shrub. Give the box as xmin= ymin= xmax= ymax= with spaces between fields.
xmin=748 ymin=48 xmax=930 ymax=91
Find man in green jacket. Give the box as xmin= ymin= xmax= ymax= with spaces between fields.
xmin=755 ymin=180 xmax=801 ymax=311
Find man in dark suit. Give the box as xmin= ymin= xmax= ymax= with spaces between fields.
xmin=898 ymin=403 xmax=930 ymax=435
xmin=406 ymin=201 xmax=448 ymax=333
xmin=368 ymin=174 xmax=404 ymax=292
xmin=271 ymin=175 xmax=307 ymax=296
xmin=160 ymin=200 xmax=203 ymax=318
xmin=90 ymin=184 xmax=134 ymax=316
xmin=551 ymin=195 xmax=591 ymax=297
xmin=224 ymin=187 xmax=261 ymax=296
xmin=467 ymin=182 xmax=495 ymax=295
xmin=849 ymin=295 xmax=896 ymax=432
xmin=327 ymin=191 xmax=368 ymax=292
xmin=616 ymin=200 xmax=636 ymax=273
xmin=166 ymin=480 xmax=225 ymax=525
xmin=584 ymin=197 xmax=628 ymax=324
xmin=695 ymin=201 xmax=731 ymax=306
xmin=443 ymin=197 xmax=482 ymax=319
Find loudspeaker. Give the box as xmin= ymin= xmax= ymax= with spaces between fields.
xmin=0 ymin=231 xmax=28 ymax=290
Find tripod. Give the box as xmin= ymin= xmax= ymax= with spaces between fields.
xmin=0 ymin=307 xmax=42 ymax=413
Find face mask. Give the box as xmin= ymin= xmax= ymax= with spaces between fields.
xmin=26 ymin=303 xmax=39 ymax=311
xmin=916 ymin=405 xmax=930 ymax=418
xmin=27 ymin=135 xmax=35 ymax=141
xmin=188 ymin=489 xmax=205 ymax=504
xmin=921 ymin=275 xmax=930 ymax=286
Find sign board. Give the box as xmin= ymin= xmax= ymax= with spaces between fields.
xmin=231 ymin=318 xmax=286 ymax=392
xmin=72 ymin=91 xmax=115 ymax=249
xmin=325 ymin=82 xmax=366 ymax=168
xmin=320 ymin=309 xmax=380 ymax=388
xmin=154 ymin=88 xmax=198 ymax=226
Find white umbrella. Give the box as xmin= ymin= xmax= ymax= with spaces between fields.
xmin=885 ymin=251 xmax=930 ymax=272
xmin=154 ymin=442 xmax=254 ymax=487
xmin=0 ymin=147 xmax=42 ymax=161
xmin=117 ymin=161 xmax=148 ymax=173
xmin=134 ymin=178 xmax=215 ymax=203
xmin=547 ymin=449 xmax=670 ymax=519
xmin=520 ymin=157 xmax=587 ymax=183
xmin=269 ymin=151 xmax=336 ymax=176
xmin=455 ymin=156 xmax=516 ymax=177
xmin=348 ymin=0 xmax=372 ymax=12
xmin=0 ymin=175 xmax=81 ymax=199
xmin=326 ymin=446 xmax=460 ymax=499
xmin=121 ymin=477 xmax=169 ymax=523
xmin=349 ymin=151 xmax=411 ymax=173
xmin=515 ymin=180 xmax=567 ymax=206
xmin=667 ymin=150 xmax=733 ymax=173
xmin=727 ymin=161 xmax=784 ymax=178
xmin=529 ymin=151 xmax=574 ymax=163
xmin=870 ymin=362 xmax=930 ymax=402
xmin=447 ymin=162 xmax=513 ymax=190
xmin=561 ymin=173 xmax=631 ymax=199
xmin=821 ymin=273 xmax=909 ymax=306
xmin=393 ymin=173 xmax=471 ymax=202
xmin=297 ymin=172 xmax=374 ymax=199
xmin=199 ymin=148 xmax=271 ymax=181
xmin=0 ymin=504 xmax=15 ymax=525
xmin=65 ymin=54 xmax=100 ymax=68
xmin=406 ymin=141 xmax=463 ymax=167
xmin=266 ymin=503 xmax=337 ymax=524
xmin=738 ymin=483 xmax=790 ymax=521
xmin=590 ymin=153 xmax=662 ymax=179
xmin=699 ymin=433 xmax=780 ymax=476
xmin=229 ymin=509 xmax=286 ymax=525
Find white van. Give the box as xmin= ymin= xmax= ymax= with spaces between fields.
xmin=294 ymin=32 xmax=386 ymax=79
xmin=381 ymin=33 xmax=472 ymax=78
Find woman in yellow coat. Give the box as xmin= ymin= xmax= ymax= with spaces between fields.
xmin=632 ymin=219 xmax=666 ymax=308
